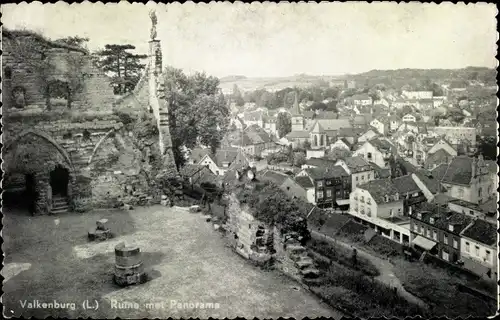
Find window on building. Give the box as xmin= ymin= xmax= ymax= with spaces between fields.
xmin=478 ymin=187 xmax=482 ymax=199
xmin=458 ymin=188 xmax=464 ymax=198
xmin=326 ymin=190 xmax=332 ymax=198
xmin=326 ymin=180 xmax=332 ymax=185
xmin=475 ymin=245 xmax=480 ymax=256
xmin=317 ymin=191 xmax=324 ymax=199
xmin=367 ymin=152 xmax=373 ymax=160
xmin=367 ymin=198 xmax=371 ymax=204
xmin=433 ymin=230 xmax=438 ymax=241
xmin=465 ymin=242 xmax=470 ymax=252
xmin=360 ymin=196 xmax=364 ymax=203
xmin=442 ymin=250 xmax=449 ymax=261
xmin=443 ymin=234 xmax=448 ymax=245
xmin=485 ymin=250 xmax=491 ymax=261
xmin=426 ymin=228 xmax=431 ymax=238
xmin=361 ymin=175 xmax=365 ymax=180
xmin=412 ymin=224 xmax=417 ymax=232
xmin=4 ymin=66 xmax=12 ymax=79
xmin=452 ymin=239 xmax=458 ymax=249
xmin=356 ymin=176 xmax=359 ymax=181
xmin=317 ymin=181 xmax=323 ymax=187
xmin=390 ymin=208 xmax=394 ymax=217
xmin=398 ymin=208 xmax=402 ymax=214
xmin=367 ymin=208 xmax=371 ymax=217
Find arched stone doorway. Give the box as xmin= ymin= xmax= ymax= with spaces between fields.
xmin=50 ymin=165 xmax=69 ymax=197
xmin=3 ymin=130 xmax=76 ymax=215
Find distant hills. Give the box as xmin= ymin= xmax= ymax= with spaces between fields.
xmin=219 ymin=67 xmax=496 ymax=92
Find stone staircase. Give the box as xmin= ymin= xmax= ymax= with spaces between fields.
xmin=52 ymin=196 xmax=70 ymax=214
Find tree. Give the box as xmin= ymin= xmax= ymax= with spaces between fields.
xmin=310 ymin=102 xmax=328 ymax=111
xmin=476 ymin=136 xmax=496 ymax=160
xmin=276 ymin=112 xmax=292 ymax=138
xmin=54 ymin=36 xmax=89 ymax=50
xmin=96 ymin=44 xmax=147 ymax=94
xmin=161 ymin=67 xmax=229 ymax=168
xmin=448 ymin=108 xmax=465 ymax=123
xmin=368 ymin=88 xmax=380 ymax=103
xmin=302 ymin=140 xmax=312 ymax=150
xmin=293 ymin=152 xmax=306 ymax=167
xmin=325 ymin=100 xmax=338 ymax=113
xmin=232 ymin=84 xmax=245 ymax=106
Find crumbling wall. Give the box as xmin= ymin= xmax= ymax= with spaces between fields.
xmin=225 ymin=194 xmax=272 ymax=263
xmin=2 ymin=31 xmax=116 ymax=113
xmin=224 ymin=192 xmax=321 ymax=283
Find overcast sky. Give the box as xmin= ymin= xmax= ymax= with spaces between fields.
xmin=2 ymin=2 xmax=498 ymax=78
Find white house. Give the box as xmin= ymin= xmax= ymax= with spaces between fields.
xmin=353 ymin=138 xmax=395 ymax=168
xmin=370 ymin=118 xmax=388 ymax=135
xmin=402 ymin=114 xmax=417 ymax=123
xmin=306 ymin=149 xmax=326 ymax=160
xmin=402 ymin=90 xmax=433 ymax=100
xmin=294 ymin=176 xmax=316 ymax=204
xmin=348 ymin=179 xmax=411 ymax=244
xmin=427 ymin=138 xmax=458 ymax=156
xmin=351 ymin=94 xmax=373 ymax=106
xmin=460 ymin=219 xmax=497 ymax=282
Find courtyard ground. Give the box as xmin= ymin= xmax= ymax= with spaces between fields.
xmin=2 ymin=206 xmax=342 ymax=319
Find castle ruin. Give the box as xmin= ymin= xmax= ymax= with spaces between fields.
xmin=2 ymin=13 xmax=178 ymax=215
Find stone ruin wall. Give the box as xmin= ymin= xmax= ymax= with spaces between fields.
xmin=2 ymin=32 xmax=116 ymax=113
xmin=2 ymin=32 xmax=162 ymax=214
xmin=224 ymin=192 xmax=320 ymax=284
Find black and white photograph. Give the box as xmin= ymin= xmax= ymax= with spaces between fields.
xmin=1 ymin=2 xmax=498 ymax=319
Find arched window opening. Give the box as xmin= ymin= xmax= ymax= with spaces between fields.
xmin=12 ymin=86 xmax=27 ymax=108
xmin=46 ymin=80 xmax=71 ymax=109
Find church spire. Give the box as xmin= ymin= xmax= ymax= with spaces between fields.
xmin=291 ymin=91 xmax=301 ymax=116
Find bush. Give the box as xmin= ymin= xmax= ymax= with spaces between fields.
xmin=315 ymin=262 xmax=427 ymax=318
xmin=307 ymin=238 xmax=380 ymax=277
xmin=392 ymin=258 xmax=496 ymax=317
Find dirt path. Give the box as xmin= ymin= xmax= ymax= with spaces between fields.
xmin=310 ymin=230 xmax=428 ymax=309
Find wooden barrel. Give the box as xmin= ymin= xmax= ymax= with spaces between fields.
xmin=113 ymin=242 xmax=147 ymax=286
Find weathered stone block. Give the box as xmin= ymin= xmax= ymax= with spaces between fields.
xmin=88 ymin=227 xmax=111 ymax=241
xmin=96 ymin=218 xmax=109 ymax=230
xmin=189 ymin=205 xmax=201 ymax=213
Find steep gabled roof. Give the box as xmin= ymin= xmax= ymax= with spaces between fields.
xmin=259 ymin=169 xmax=289 ymax=186
xmin=295 ymin=176 xmax=315 ymax=188
xmin=392 ymin=175 xmax=420 ymax=194
xmin=357 ymin=179 xmax=399 ymax=204
xmin=342 ymin=156 xmax=371 ymax=172
xmin=303 ymin=165 xmax=349 ymax=180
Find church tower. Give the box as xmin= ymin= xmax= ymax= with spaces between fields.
xmin=290 ymin=91 xmax=304 ymax=131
